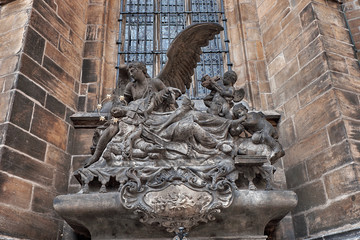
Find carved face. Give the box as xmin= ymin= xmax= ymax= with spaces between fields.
xmin=233 ymin=104 xmax=248 ymax=118
xmin=223 ymin=70 xmax=237 ymax=86
xmin=129 ymin=66 xmax=146 ymax=81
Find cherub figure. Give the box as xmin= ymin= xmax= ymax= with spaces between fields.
xmin=201 ymin=70 xmax=243 ymax=119
xmin=232 ymin=103 xmax=285 ymax=164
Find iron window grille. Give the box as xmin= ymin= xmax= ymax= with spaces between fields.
xmin=116 ymin=0 xmax=232 ymax=99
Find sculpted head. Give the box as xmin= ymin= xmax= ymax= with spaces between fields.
xmin=232 ymin=103 xmax=248 ymax=119
xmin=128 ymin=62 xmax=151 ymax=80
xmin=223 ymin=70 xmax=237 ymax=86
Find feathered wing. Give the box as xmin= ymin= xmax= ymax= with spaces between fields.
xmin=233 ymin=88 xmax=245 ymax=102
xmin=157 ymin=23 xmax=224 ymax=94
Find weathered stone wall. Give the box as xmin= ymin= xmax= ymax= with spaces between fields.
xmin=256 ymin=0 xmax=360 ymax=238
xmin=0 ymin=0 xmax=88 ymax=239
xmin=223 ymin=2 xmax=294 ymax=239
xmin=67 ymin=0 xmax=121 ymax=195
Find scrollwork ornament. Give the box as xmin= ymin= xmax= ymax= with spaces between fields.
xmin=113 ymin=166 xmax=236 ymax=232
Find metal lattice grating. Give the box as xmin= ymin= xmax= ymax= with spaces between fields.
xmin=116 ymin=0 xmax=232 ymax=99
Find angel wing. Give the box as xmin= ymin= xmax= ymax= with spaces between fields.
xmin=233 ymin=88 xmax=245 ymax=102
xmin=157 ymin=23 xmax=224 ymax=94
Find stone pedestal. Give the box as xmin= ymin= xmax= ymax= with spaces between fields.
xmin=54 ymin=190 xmax=297 ymax=240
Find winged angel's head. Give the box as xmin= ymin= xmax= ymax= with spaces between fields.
xmin=128 ymin=62 xmax=151 ymax=81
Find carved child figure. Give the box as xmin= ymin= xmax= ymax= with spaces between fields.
xmin=232 ymin=103 xmax=285 ymax=164
xmin=201 ymin=70 xmax=238 ymax=119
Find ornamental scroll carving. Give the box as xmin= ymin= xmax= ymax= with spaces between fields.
xmin=75 ymin=162 xmax=236 ymax=232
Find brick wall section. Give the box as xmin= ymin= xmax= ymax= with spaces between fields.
xmin=80 ymin=0 xmax=106 ymax=112
xmin=0 ymin=0 xmax=31 ymax=109
xmin=66 ymin=0 xmax=120 ymax=194
xmin=0 ymin=0 xmax=88 ymax=239
xmin=101 ymin=0 xmax=120 ymax=99
xmin=67 ymin=127 xmax=94 ymax=194
xmin=224 ymin=0 xmax=272 ymax=111
xmin=257 ymin=0 xmax=360 ymax=238
xmin=68 ymin=0 xmax=121 ymax=195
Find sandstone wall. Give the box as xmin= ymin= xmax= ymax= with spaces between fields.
xmin=224 ymin=0 xmax=272 ymax=111
xmin=0 ymin=0 xmax=88 ymax=239
xmin=79 ymin=0 xmax=119 ymax=113
xmin=256 ymin=0 xmax=360 ymax=238
xmin=344 ymin=0 xmax=360 ymax=59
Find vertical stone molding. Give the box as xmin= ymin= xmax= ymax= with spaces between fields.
xmin=80 ymin=0 xmax=120 ymax=112
xmin=224 ymin=0 xmax=271 ymax=111
xmin=343 ymin=0 xmax=360 ymax=58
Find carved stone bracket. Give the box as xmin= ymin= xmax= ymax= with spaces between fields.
xmin=74 ymin=162 xmax=237 ymax=232
xmin=54 ymin=189 xmax=298 ymax=239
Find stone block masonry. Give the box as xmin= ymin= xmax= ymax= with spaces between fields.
xmin=0 ymin=0 xmax=87 ymax=239
xmin=344 ymin=0 xmax=360 ymax=59
xmin=79 ymin=0 xmax=119 ymax=112
xmin=257 ymin=0 xmax=360 ymax=238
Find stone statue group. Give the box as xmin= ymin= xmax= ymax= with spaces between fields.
xmin=71 ymin=23 xmax=288 ymax=234
xmin=85 ymin=62 xmax=284 ymax=169
xmin=83 ymin=23 xmax=284 ymax=170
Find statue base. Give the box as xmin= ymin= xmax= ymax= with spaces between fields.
xmin=54 ymin=190 xmax=297 ymax=240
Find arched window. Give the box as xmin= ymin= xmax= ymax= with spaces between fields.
xmin=116 ymin=0 xmax=231 ymax=99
